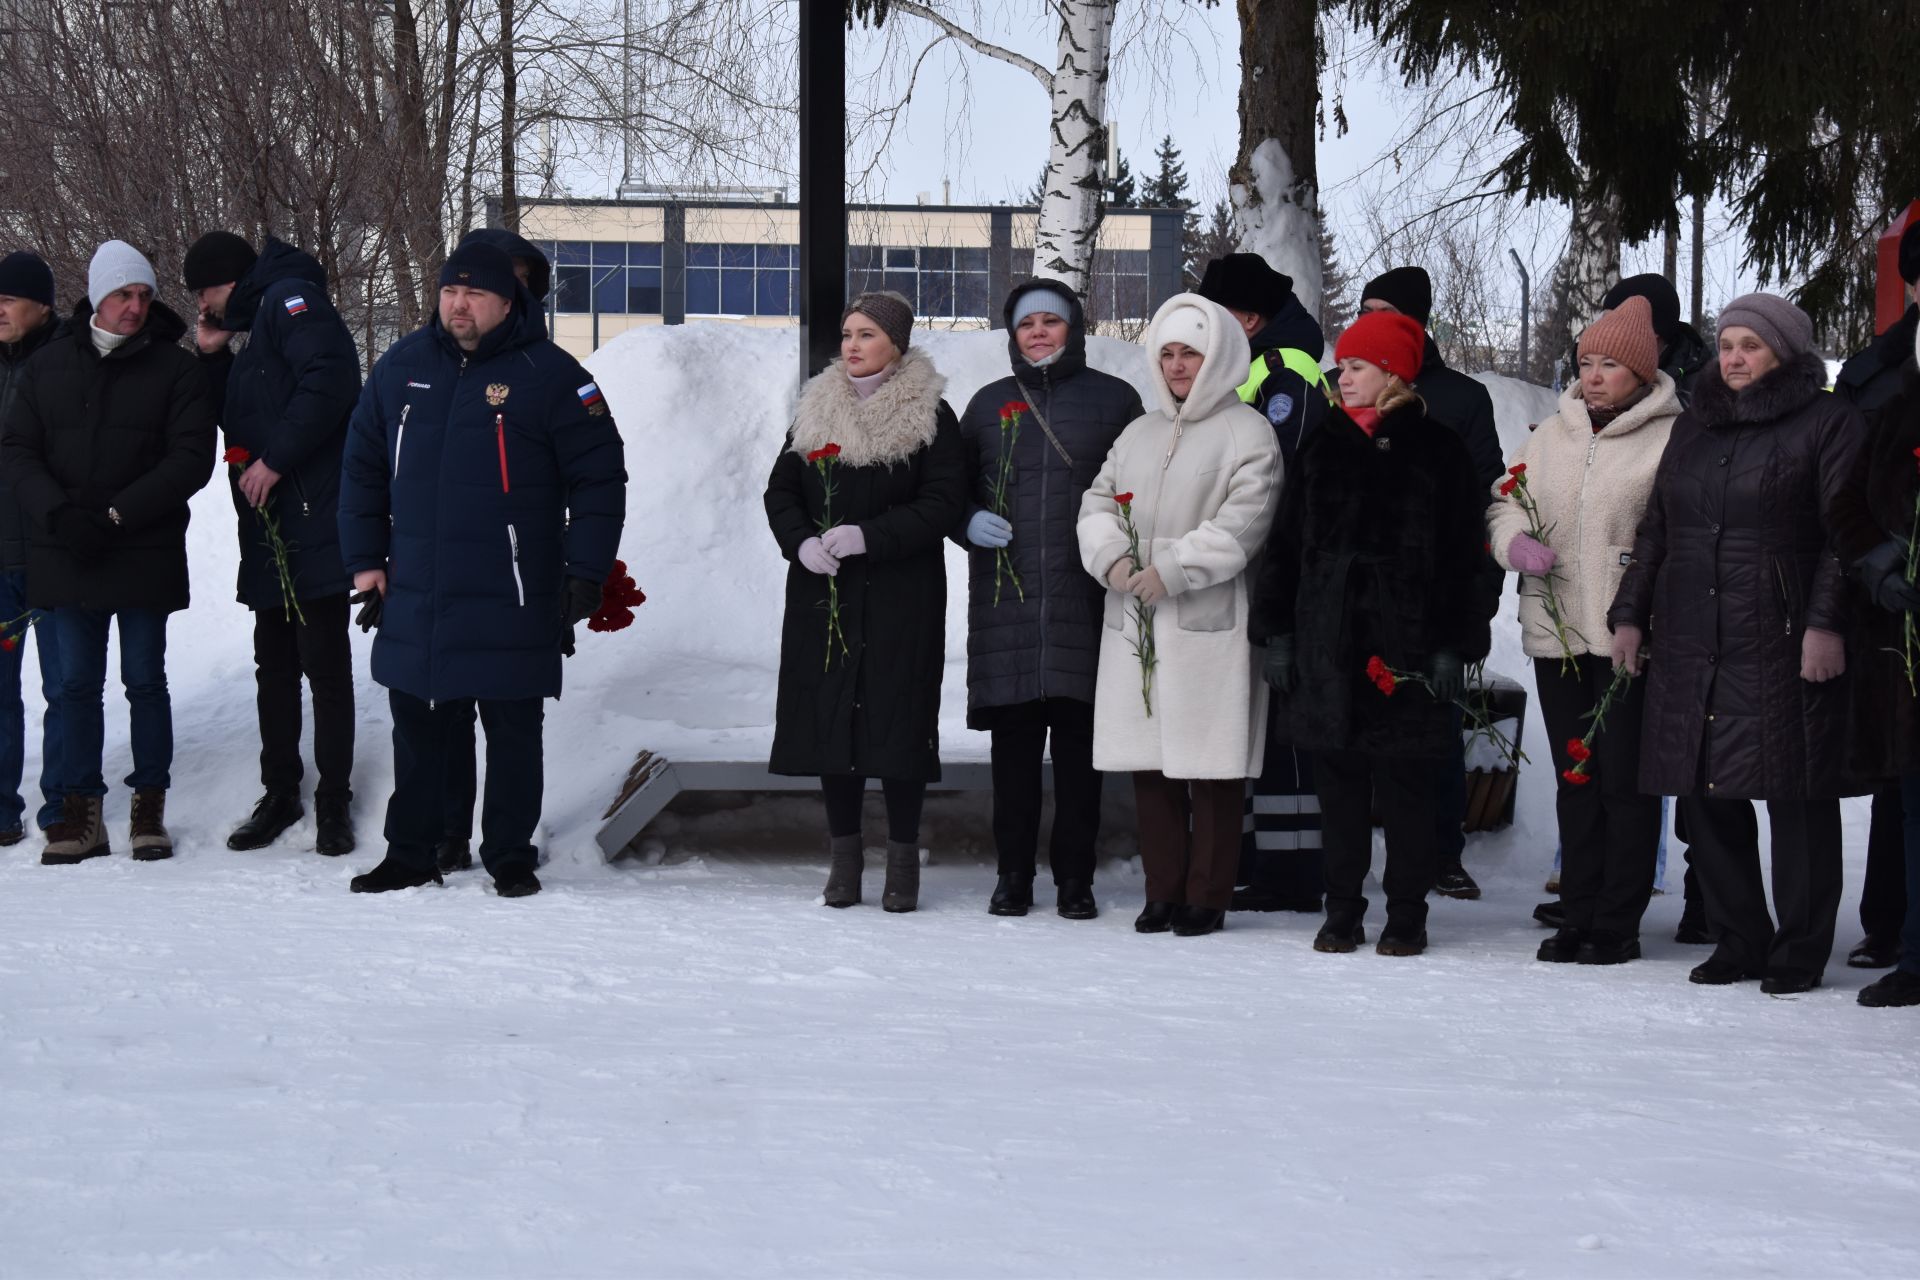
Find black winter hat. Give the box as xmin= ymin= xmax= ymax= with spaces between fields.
xmin=0 ymin=250 xmax=54 ymax=307
xmin=1195 ymin=252 xmax=1294 ymax=319
xmin=438 ymin=242 xmax=518 ymax=301
xmin=1601 ymin=273 xmax=1684 ymax=342
xmin=1360 ymin=265 xmax=1433 ymax=326
xmin=1900 ymin=220 xmax=1920 ymax=288
xmin=458 ymin=227 xmax=552 ymax=302
xmin=183 ymin=231 xmax=259 ymax=291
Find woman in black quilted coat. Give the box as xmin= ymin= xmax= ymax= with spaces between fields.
xmin=1608 ymin=293 xmax=1865 ymax=995
xmin=954 ymin=280 xmax=1142 ymax=921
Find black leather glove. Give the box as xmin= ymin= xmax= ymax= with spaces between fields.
xmin=1428 ymin=651 xmax=1465 ymax=702
xmin=1855 ymin=539 xmax=1920 ymax=615
xmin=1262 ymin=635 xmax=1297 ymax=694
xmin=52 ymin=506 xmax=114 ymax=564
xmin=350 ymin=587 xmax=382 ymax=633
xmin=562 ymin=576 xmax=604 ymax=627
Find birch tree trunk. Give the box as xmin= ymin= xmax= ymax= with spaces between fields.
xmin=1031 ymin=0 xmax=1116 ymax=294
xmin=1227 ymin=0 xmax=1322 ymax=316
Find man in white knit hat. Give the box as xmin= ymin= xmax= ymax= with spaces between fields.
xmin=0 ymin=240 xmax=215 ymax=864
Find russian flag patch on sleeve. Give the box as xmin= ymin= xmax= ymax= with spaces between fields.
xmin=577 ymin=382 xmax=607 ymax=415
xmin=284 ymin=295 xmax=308 ymax=315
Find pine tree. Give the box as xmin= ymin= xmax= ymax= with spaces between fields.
xmin=1142 ymin=135 xmax=1193 ymax=211
xmin=1105 ymin=149 xmax=1137 ymax=208
xmin=1185 ymin=199 xmax=1236 ymax=290
xmin=1318 ymin=224 xmax=1350 ymax=339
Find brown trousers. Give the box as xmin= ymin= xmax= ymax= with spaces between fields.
xmin=1134 ymin=772 xmax=1246 ymax=910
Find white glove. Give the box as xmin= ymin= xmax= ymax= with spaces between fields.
xmin=821 ymin=524 xmax=867 ymax=559
xmin=799 ymin=537 xmax=840 ymax=577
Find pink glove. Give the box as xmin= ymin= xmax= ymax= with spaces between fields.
xmin=1128 ymin=566 xmax=1168 ymax=605
xmin=1507 ymin=531 xmax=1558 ymax=576
xmin=1107 ymin=559 xmax=1135 ymax=592
xmin=1611 ymin=624 xmax=1644 ymax=676
xmin=798 ymin=537 xmax=840 ymax=577
xmin=1801 ymin=626 xmax=1845 ymax=683
xmin=821 ymin=524 xmax=866 ymax=558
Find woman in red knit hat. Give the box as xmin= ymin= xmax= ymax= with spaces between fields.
xmin=1249 ymin=310 xmax=1490 ymax=956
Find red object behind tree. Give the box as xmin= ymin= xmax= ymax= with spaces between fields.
xmin=1877 ymin=201 xmax=1920 ymax=335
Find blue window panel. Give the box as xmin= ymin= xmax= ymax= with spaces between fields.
xmin=758 ymin=244 xmax=794 ymax=270
xmin=756 ymin=270 xmax=790 ymax=316
xmin=687 ymin=243 xmax=720 ymax=268
xmin=553 ymin=266 xmax=591 ymax=313
xmin=721 ymin=269 xmax=755 ymax=314
xmin=882 ymin=271 xmax=917 ymax=306
xmin=627 ymin=268 xmax=663 ymax=315
xmin=720 ymin=242 xmax=756 ymax=269
xmin=919 ymin=247 xmax=952 ymax=271
xmin=593 ymin=240 xmax=626 ymax=266
xmin=921 ymin=272 xmax=954 ymax=318
xmin=556 ymin=241 xmax=592 ymax=267
xmin=955 ymin=272 xmax=989 ymax=317
xmin=629 ymin=242 xmax=662 ymax=266
xmin=1112 ymin=274 xmax=1148 ymax=319
xmin=686 ymin=267 xmax=719 ymax=313
xmin=884 ymin=247 xmax=917 ymax=269
xmin=956 ymin=247 xmax=990 ymax=271
xmin=847 ymin=268 xmax=882 ymax=296
xmin=848 ymin=246 xmax=880 ymax=271
xmin=593 ymin=265 xmax=627 ymax=313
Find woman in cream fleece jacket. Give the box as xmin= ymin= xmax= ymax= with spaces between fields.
xmin=1077 ymin=292 xmax=1281 ymax=938
xmin=1486 ymin=296 xmax=1679 ymax=965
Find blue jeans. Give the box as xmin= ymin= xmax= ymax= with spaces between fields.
xmin=1897 ymin=775 xmax=1920 ymax=976
xmin=53 ymin=607 xmax=171 ymax=796
xmin=0 ymin=570 xmax=65 ymax=831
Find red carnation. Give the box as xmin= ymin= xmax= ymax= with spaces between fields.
xmin=1498 ymin=478 xmax=1518 ymax=496
xmin=806 ymin=443 xmax=842 ymax=464
xmin=1001 ymin=401 xmax=1030 ymax=418
xmin=0 ymin=636 xmax=15 ymax=652
xmin=1366 ymin=656 xmax=1397 ymax=696
xmin=1562 ymin=768 xmax=1592 ymax=786
xmin=1566 ymin=739 xmax=1592 ymax=763
xmin=1509 ymin=463 xmax=1526 ymax=476
xmin=223 ymin=446 xmax=251 ymax=466
xmin=1114 ymin=492 xmax=1134 ymax=506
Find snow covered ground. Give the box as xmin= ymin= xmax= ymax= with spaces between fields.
xmin=2 ymin=325 xmax=1917 ymax=1278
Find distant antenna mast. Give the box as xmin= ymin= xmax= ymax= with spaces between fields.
xmin=618 ymin=0 xmax=647 ymax=197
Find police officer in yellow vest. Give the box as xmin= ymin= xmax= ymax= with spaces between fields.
xmin=1196 ymin=251 xmax=1332 ymax=914
xmin=1196 ymin=252 xmax=1333 ymax=462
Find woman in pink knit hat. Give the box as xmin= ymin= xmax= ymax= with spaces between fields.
xmin=1487 ymin=296 xmax=1682 ymax=966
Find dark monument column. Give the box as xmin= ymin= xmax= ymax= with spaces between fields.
xmin=798 ymin=6 xmax=847 ymax=381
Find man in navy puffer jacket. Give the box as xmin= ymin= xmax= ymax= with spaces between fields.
xmin=339 ymin=242 xmax=626 ymax=897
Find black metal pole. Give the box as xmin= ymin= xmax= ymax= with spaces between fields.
xmin=798 ymin=5 xmax=847 ymax=383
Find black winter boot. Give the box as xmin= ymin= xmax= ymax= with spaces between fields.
xmin=1858 ymin=969 xmax=1920 ymax=1007
xmin=314 ymin=794 xmax=356 ymax=857
xmin=1134 ymin=901 xmax=1176 ymax=933
xmin=228 ymin=791 xmax=302 ymax=851
xmin=881 ymin=840 xmax=920 ymax=913
xmin=1536 ymin=928 xmax=1585 ymax=963
xmin=436 ymin=839 xmax=474 ymax=873
xmin=1055 ymin=879 xmax=1098 ymax=920
xmin=350 ymin=856 xmax=443 ymax=893
xmin=1314 ymin=910 xmax=1366 ymax=954
xmin=1575 ymin=931 xmax=1641 ymax=965
xmin=494 ymin=869 xmax=542 ymax=898
xmin=1376 ymin=917 xmax=1428 ymax=956
xmin=988 ymin=872 xmax=1034 ymax=916
xmin=822 ymin=834 xmax=863 ymax=908
xmin=1171 ymin=905 xmax=1225 ymax=936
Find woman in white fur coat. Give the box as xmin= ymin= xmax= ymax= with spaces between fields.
xmin=1487 ymin=296 xmax=1680 ymax=966
xmin=1077 ymin=293 xmax=1281 ymax=937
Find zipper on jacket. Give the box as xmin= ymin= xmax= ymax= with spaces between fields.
xmin=1772 ymin=557 xmax=1794 ymax=635
xmin=507 ymin=523 xmax=526 ymax=606
xmin=1573 ymin=430 xmax=1598 ymax=633
xmin=292 ymin=472 xmax=311 ymax=517
xmin=394 ymin=403 xmax=411 ymax=477
xmin=496 ymin=414 xmax=510 ymax=493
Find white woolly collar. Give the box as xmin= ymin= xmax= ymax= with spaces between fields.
xmin=1555 ymin=371 xmax=1681 ymax=438
xmin=790 ymin=347 xmax=947 ymax=468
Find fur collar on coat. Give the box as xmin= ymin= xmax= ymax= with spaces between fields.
xmin=1552 ymin=371 xmax=1681 ymax=438
xmin=1688 ymin=350 xmax=1828 ymax=429
xmin=790 ymin=346 xmax=946 ymax=468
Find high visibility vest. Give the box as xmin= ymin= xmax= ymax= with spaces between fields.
xmin=1239 ymin=348 xmax=1333 ymax=407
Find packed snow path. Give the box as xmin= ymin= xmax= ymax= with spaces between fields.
xmin=2 ymin=844 xmax=1917 ymax=1278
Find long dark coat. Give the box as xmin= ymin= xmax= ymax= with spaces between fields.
xmin=1829 ymin=359 xmax=1920 ymax=780
xmin=1250 ymin=400 xmax=1491 ymax=758
xmin=202 ymin=238 xmax=362 ymax=610
xmin=765 ymin=348 xmax=967 ymax=782
xmin=956 ymin=280 xmax=1142 ymax=727
xmin=337 ymin=289 xmax=626 ymax=703
xmin=1609 ymin=352 xmax=1865 ymax=799
xmin=0 ymin=312 xmax=63 ymax=573
xmin=1 ymin=301 xmax=215 ymax=612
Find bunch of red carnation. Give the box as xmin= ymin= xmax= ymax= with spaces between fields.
xmin=1562 ymin=738 xmax=1594 ymax=786
xmin=1365 ymin=654 xmax=1397 ymax=696
xmin=588 ymin=558 xmax=647 ymax=633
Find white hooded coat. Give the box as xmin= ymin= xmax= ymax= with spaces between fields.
xmin=1076 ymin=293 xmax=1283 ymax=778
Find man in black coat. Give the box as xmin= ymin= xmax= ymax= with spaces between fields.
xmin=1359 ymin=266 xmax=1504 ymax=901
xmin=432 ymin=227 xmax=553 ymax=875
xmin=186 ymin=232 xmax=364 ymax=857
xmin=1 ymin=240 xmax=216 ymax=864
xmin=0 ymin=250 xmax=69 ymax=845
xmin=1601 ymin=273 xmax=1713 ymax=405
xmin=1196 ymin=251 xmax=1335 ymax=912
xmin=954 ymin=279 xmax=1141 ymax=919
xmin=338 ymin=242 xmax=625 ymax=898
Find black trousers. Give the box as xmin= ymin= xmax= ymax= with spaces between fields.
xmin=385 ymin=689 xmax=543 ymax=878
xmin=988 ymin=697 xmax=1102 ymax=882
xmin=254 ymin=594 xmax=354 ymax=799
xmin=1862 ymin=783 xmax=1909 ymax=941
xmin=820 ymin=774 xmax=926 ymax=844
xmin=442 ymin=700 xmax=479 ymax=842
xmin=1240 ymin=695 xmax=1323 ymax=899
xmin=1315 ymin=749 xmax=1436 ymax=928
xmin=1678 ymin=793 xmax=1842 ymax=980
xmin=1536 ymin=654 xmax=1662 ymax=936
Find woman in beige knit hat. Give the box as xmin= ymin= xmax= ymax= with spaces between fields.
xmin=1487 ymin=295 xmax=1681 ymax=966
